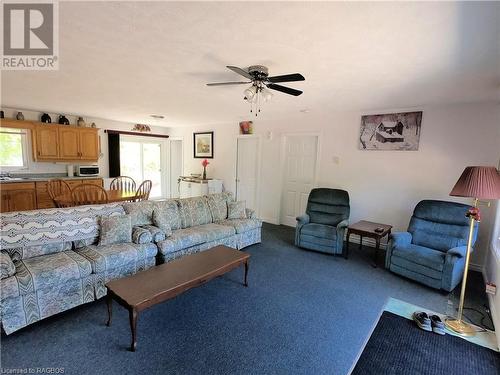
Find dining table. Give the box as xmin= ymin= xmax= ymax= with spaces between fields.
xmin=54 ymin=189 xmax=146 ymax=207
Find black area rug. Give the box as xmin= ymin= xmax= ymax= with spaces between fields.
xmin=352 ymin=311 xmax=499 ymax=375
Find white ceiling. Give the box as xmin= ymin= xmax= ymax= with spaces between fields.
xmin=1 ymin=1 xmax=499 ymax=127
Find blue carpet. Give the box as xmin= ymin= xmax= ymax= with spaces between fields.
xmin=1 ymin=224 xmax=465 ymax=374
xmin=352 ymin=311 xmax=500 ymax=375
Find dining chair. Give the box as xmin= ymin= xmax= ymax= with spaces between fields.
xmin=47 ymin=179 xmax=72 ymax=208
xmin=134 ymin=180 xmax=152 ymax=201
xmin=71 ymin=184 xmax=109 ymax=206
xmin=110 ymin=176 xmax=136 ymax=192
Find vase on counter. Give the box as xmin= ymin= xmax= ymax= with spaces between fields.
xmin=201 ymin=159 xmax=209 ymax=180
xmin=16 ymin=112 xmax=24 ymax=121
xmin=41 ymin=113 xmax=52 ymax=123
xmin=58 ymin=115 xmax=70 ymax=125
xmin=77 ymin=117 xmax=86 ymax=127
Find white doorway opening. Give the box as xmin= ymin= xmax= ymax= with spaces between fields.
xmin=280 ymin=134 xmax=319 ymax=227
xmin=236 ymin=136 xmax=261 ymax=216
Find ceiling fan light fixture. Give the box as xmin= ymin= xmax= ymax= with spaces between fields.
xmin=244 ymin=85 xmax=257 ymax=100
xmin=262 ymin=87 xmax=273 ymax=102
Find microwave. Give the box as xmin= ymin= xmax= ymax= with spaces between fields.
xmin=77 ymin=165 xmax=100 ymax=177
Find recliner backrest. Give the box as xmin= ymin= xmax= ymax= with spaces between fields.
xmin=306 ymin=188 xmax=350 ymax=226
xmin=408 ymin=200 xmax=477 ymax=252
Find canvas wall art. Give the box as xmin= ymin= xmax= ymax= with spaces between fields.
xmin=193 ymin=131 xmax=214 ymax=158
xmin=359 ymin=111 xmax=423 ymax=151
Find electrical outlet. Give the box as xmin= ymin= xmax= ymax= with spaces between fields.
xmin=486 ymin=282 xmax=496 ymax=295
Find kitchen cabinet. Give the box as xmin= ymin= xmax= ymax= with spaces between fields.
xmin=0 ymin=182 xmax=37 ymax=213
xmin=33 ymin=124 xmax=100 ymax=162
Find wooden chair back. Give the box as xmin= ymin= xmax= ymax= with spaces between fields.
xmin=47 ymin=179 xmax=72 ymax=208
xmin=110 ymin=176 xmax=136 ymax=192
xmin=71 ymin=184 xmax=109 ymax=206
xmin=135 ymin=180 xmax=152 ymax=201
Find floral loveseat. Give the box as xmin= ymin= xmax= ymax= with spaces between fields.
xmin=0 ymin=192 xmax=261 ymax=334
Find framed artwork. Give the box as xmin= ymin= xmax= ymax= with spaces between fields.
xmin=193 ymin=131 xmax=214 ymax=158
xmin=359 ymin=111 xmax=423 ymax=151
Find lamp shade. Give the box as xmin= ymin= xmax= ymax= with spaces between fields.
xmin=450 ymin=166 xmax=500 ymax=199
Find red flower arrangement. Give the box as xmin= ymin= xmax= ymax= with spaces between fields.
xmin=202 ymin=159 xmax=209 ymax=179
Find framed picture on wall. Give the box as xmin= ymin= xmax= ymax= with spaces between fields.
xmin=193 ymin=131 xmax=214 ymax=158
xmin=359 ymin=111 xmax=423 ymax=151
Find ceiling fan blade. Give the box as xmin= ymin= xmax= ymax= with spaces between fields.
xmin=226 ymin=66 xmax=253 ymax=80
xmin=206 ymin=81 xmax=251 ymax=86
xmin=266 ymin=83 xmax=303 ymax=96
xmin=267 ymin=73 xmax=305 ymax=83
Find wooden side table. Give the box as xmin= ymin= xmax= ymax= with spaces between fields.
xmin=345 ymin=220 xmax=392 ymax=267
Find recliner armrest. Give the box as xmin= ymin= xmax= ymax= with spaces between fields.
xmin=390 ymin=232 xmax=412 ymax=247
xmin=447 ymin=246 xmax=469 ymax=258
xmin=296 ymin=214 xmax=310 ymax=225
xmin=336 ymin=219 xmax=349 ymax=230
xmin=0 ymin=252 xmax=16 ymax=279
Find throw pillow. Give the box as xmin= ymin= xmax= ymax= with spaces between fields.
xmin=132 ymin=227 xmax=153 ymax=244
xmin=152 ymin=209 xmax=173 ymax=237
xmin=228 ymin=201 xmax=247 ymax=219
xmin=140 ymin=224 xmax=168 ymax=242
xmin=0 ymin=252 xmax=16 ymax=279
xmin=99 ymin=215 xmax=132 ymax=246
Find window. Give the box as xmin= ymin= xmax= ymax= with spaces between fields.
xmin=120 ymin=137 xmax=165 ymax=198
xmin=0 ymin=128 xmax=28 ymax=170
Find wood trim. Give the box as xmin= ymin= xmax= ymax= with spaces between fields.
xmin=0 ymin=119 xmax=35 ymax=129
xmin=104 ymin=129 xmax=169 ymax=139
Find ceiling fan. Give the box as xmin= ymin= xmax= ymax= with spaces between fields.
xmin=207 ymin=65 xmax=305 ymax=115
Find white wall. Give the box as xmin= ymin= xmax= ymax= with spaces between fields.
xmin=168 ymin=102 xmax=500 ymax=269
xmin=1 ymin=107 xmax=169 ymax=177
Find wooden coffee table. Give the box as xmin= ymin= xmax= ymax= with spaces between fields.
xmin=105 ymin=245 xmax=250 ymax=351
xmin=345 ymin=220 xmax=392 ymax=267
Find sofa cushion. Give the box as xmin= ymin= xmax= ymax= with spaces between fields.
xmin=0 ymin=252 xmax=16 ymax=279
xmin=123 ymin=200 xmax=182 ymax=230
xmin=132 ymin=227 xmax=153 ymax=244
xmin=152 ymin=209 xmax=173 ymax=237
xmin=392 ymin=244 xmax=445 ymax=272
xmin=99 ymin=215 xmax=132 ymax=246
xmin=300 ymin=223 xmax=337 ymax=240
xmin=157 ymin=223 xmax=235 ymax=255
xmin=0 ymin=250 xmax=92 ymax=300
xmin=228 ymin=201 xmax=247 ymax=219
xmin=178 ymin=197 xmax=213 ymax=228
xmin=219 ymin=218 xmax=262 ymax=234
xmin=206 ymin=192 xmax=233 ymax=222
xmin=140 ymin=225 xmax=167 ymax=243
xmin=76 ymin=243 xmax=157 ymax=274
xmin=2 ymin=242 xmax=74 ymax=262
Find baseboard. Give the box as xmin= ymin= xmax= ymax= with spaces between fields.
xmin=261 ymin=217 xmax=280 ymax=225
xmin=482 ymin=265 xmax=500 ymax=349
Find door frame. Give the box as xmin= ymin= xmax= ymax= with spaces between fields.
xmin=169 ymin=137 xmax=184 ymax=198
xmin=278 ymin=132 xmax=322 ymax=226
xmin=236 ymin=134 xmax=262 ymax=218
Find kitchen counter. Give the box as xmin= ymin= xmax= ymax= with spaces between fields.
xmin=0 ymin=175 xmax=102 ymax=184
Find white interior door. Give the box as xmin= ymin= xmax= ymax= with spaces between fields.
xmin=236 ymin=137 xmax=260 ymax=214
xmin=170 ymin=139 xmax=183 ymax=198
xmin=280 ymin=135 xmax=318 ymax=227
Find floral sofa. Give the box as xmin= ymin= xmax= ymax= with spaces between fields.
xmin=0 ymin=192 xmax=261 ymax=334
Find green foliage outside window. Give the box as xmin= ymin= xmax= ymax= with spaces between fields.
xmin=0 ymin=129 xmax=26 ymax=167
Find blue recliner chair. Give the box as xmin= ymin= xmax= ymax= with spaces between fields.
xmin=385 ymin=200 xmax=477 ymax=292
xmin=295 ymin=188 xmax=350 ymax=255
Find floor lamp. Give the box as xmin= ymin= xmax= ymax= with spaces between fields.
xmin=445 ymin=166 xmax=500 ymax=336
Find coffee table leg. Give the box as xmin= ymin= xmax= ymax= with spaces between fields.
xmin=244 ymin=260 xmax=249 ymax=287
xmin=106 ymin=293 xmax=112 ymax=327
xmin=373 ymin=238 xmax=380 ymax=268
xmin=129 ymin=308 xmax=138 ymax=352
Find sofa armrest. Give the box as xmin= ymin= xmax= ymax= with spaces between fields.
xmin=390 ymin=232 xmax=412 ymax=247
xmin=296 ymin=214 xmax=310 ymax=225
xmin=447 ymin=246 xmax=469 ymax=258
xmin=385 ymin=232 xmax=412 ymax=269
xmin=245 ymin=208 xmax=256 ymax=219
xmin=132 ymin=226 xmax=153 ymax=244
xmin=0 ymin=252 xmax=16 ymax=279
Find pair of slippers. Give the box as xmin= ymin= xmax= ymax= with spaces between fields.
xmin=412 ymin=311 xmax=446 ymax=335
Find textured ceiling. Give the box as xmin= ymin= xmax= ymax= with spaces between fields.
xmin=1 ymin=1 xmax=499 ymax=127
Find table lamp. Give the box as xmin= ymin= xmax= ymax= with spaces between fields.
xmin=446 ymin=166 xmax=500 ymax=336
